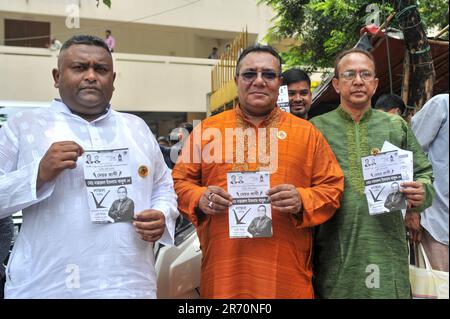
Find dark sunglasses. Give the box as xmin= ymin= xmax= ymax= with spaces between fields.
xmin=238 ymin=71 xmax=280 ymax=82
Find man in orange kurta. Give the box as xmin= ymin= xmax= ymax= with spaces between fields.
xmin=172 ymin=45 xmax=344 ymax=298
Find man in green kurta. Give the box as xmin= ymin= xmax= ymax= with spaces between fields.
xmin=311 ymin=48 xmax=435 ymax=298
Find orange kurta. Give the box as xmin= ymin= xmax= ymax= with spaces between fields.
xmin=172 ymin=106 xmax=344 ymax=298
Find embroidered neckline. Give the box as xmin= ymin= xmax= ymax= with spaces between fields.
xmin=337 ymin=105 xmax=373 ymax=123
xmin=232 ymin=105 xmax=282 ymax=172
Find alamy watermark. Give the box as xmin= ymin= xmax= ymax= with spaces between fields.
xmin=65 ymin=3 xmax=80 ymax=29
xmin=171 ymin=120 xmax=280 ymax=173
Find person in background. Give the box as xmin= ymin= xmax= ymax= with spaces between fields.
xmin=208 ymin=47 xmax=219 ymax=59
xmin=281 ymin=68 xmax=312 ymax=120
xmin=410 ymin=94 xmax=449 ymax=272
xmin=105 ymin=30 xmax=115 ymax=52
xmin=374 ymin=93 xmax=406 ymax=117
xmin=47 ymin=37 xmax=62 ymax=51
xmin=160 ymin=122 xmax=193 ymax=169
xmin=158 ymin=136 xmax=171 ymax=147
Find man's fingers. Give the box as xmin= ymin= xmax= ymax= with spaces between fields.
xmin=58 ymin=144 xmax=83 ymax=154
xmin=136 ymin=227 xmax=164 ymax=238
xmin=405 ymin=194 xmax=424 ymax=200
xmin=201 ymin=200 xmax=227 ymax=214
xmin=401 ymin=181 xmax=421 ymax=188
xmin=58 ymin=151 xmax=81 ymax=162
xmin=268 ymin=184 xmax=293 ymax=196
xmin=401 ymin=188 xmax=424 ymax=195
xmin=210 ymin=194 xmax=232 ymax=209
xmin=140 ymin=233 xmax=163 ymax=242
xmin=135 ymin=210 xmax=164 ymax=221
xmin=60 ymin=160 xmax=78 ymax=170
xmin=200 ymin=199 xmax=227 ymax=214
xmin=134 ymin=220 xmax=164 ymax=231
xmin=269 ymin=190 xmax=295 ymax=202
xmin=270 ymin=198 xmax=297 ymax=207
xmin=208 ymin=186 xmax=233 ymax=202
xmin=408 ymin=199 xmax=423 ymax=207
xmin=51 ymin=141 xmax=84 ymax=155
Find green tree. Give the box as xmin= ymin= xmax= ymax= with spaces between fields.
xmin=97 ymin=0 xmax=111 ymax=8
xmin=260 ymin=0 xmax=448 ymax=70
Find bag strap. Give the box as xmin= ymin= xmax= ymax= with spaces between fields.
xmin=417 ymin=242 xmax=433 ymax=271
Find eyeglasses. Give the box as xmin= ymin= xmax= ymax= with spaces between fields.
xmin=339 ymin=70 xmax=375 ymax=81
xmin=237 ymin=71 xmax=280 ymax=83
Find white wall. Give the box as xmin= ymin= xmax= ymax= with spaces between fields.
xmin=0 ymin=46 xmax=218 ymax=113
xmin=0 ymin=11 xmax=259 ymax=58
xmin=0 ymin=0 xmax=275 ymax=35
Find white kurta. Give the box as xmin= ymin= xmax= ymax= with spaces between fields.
xmin=0 ymin=100 xmax=179 ymax=298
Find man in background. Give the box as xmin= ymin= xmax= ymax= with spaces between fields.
xmin=374 ymin=93 xmax=406 ymax=117
xmin=281 ymin=68 xmax=312 ymax=120
xmin=160 ymin=122 xmax=193 ymax=169
xmin=208 ymin=47 xmax=219 ymax=59
xmin=105 ymin=30 xmax=115 ymax=52
xmin=411 ymin=94 xmax=449 ymax=272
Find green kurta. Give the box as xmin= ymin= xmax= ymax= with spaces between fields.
xmin=310 ymin=107 xmax=434 ymax=299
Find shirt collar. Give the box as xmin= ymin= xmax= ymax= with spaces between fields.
xmin=337 ymin=105 xmax=373 ymax=123
xmin=51 ymin=99 xmax=113 ymax=123
xmin=235 ymin=104 xmax=282 ymax=128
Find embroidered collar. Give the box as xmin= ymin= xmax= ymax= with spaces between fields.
xmin=235 ymin=105 xmax=281 ymax=129
xmin=337 ymin=105 xmax=373 ymax=123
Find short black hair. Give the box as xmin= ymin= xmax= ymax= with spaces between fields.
xmin=179 ymin=122 xmax=193 ymax=134
xmin=236 ymin=44 xmax=283 ymax=75
xmin=60 ymin=34 xmax=111 ymax=56
xmin=374 ymin=94 xmax=406 ymax=114
xmin=282 ymin=68 xmax=311 ymax=87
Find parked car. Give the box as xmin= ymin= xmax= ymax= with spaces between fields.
xmin=154 ymin=215 xmax=201 ymax=298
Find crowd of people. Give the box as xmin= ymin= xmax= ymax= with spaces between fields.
xmin=0 ymin=34 xmax=447 ymax=299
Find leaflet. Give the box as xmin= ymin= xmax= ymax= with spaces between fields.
xmin=227 ymin=171 xmax=272 ymax=238
xmin=362 ymin=150 xmax=407 ymax=215
xmin=277 ymin=85 xmax=290 ymax=113
xmin=83 ymin=148 xmax=135 ymax=224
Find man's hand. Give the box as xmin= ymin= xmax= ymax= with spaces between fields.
xmin=401 ymin=181 xmax=425 ymax=209
xmin=37 ymin=141 xmax=84 ymax=189
xmin=134 ymin=210 xmax=166 ymax=242
xmin=405 ymin=211 xmax=422 ymax=243
xmin=268 ymin=184 xmax=302 ymax=215
xmin=199 ymin=186 xmax=233 ymax=215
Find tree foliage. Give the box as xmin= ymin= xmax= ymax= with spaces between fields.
xmin=97 ymin=0 xmax=111 ymax=8
xmin=260 ymin=0 xmax=448 ymax=70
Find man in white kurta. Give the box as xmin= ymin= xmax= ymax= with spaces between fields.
xmin=0 ymin=35 xmax=178 ymax=298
